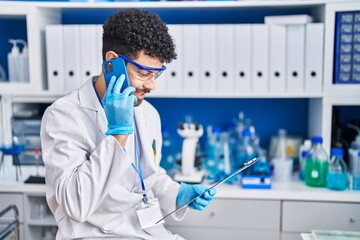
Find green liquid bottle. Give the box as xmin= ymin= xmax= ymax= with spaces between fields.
xmin=305 ymin=136 xmax=329 ymax=187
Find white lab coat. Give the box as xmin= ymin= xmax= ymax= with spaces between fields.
xmin=40 ymin=77 xmax=186 ymax=239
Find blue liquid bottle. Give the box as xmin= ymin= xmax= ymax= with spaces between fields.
xmin=326 ymin=148 xmax=348 ymax=191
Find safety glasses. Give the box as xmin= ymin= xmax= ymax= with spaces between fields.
xmin=119 ymin=54 xmax=166 ymax=81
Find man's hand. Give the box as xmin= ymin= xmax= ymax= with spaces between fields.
xmin=176 ymin=182 xmax=216 ymax=211
xmin=102 ymin=74 xmax=137 ymax=135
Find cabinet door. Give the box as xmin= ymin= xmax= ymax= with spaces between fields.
xmin=282 ymin=201 xmax=360 ymax=232
xmin=0 ymin=193 xmax=23 ymax=222
xmin=168 ymin=226 xmax=280 ymax=240
xmin=165 ymin=199 xmax=281 ymax=230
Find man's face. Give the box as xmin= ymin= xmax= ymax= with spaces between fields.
xmin=126 ymin=51 xmax=164 ymax=106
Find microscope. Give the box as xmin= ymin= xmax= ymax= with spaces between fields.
xmin=174 ymin=122 xmax=205 ymax=183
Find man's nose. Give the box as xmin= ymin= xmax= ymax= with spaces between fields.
xmin=144 ymin=77 xmax=155 ymax=91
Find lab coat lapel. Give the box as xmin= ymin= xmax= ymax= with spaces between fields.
xmin=79 ymin=77 xmax=107 ymax=136
xmin=134 ymin=106 xmax=157 ymax=178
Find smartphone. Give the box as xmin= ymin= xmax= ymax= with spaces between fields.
xmin=102 ymin=57 xmax=130 ymax=93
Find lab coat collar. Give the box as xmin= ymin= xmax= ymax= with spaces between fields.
xmin=79 ymin=76 xmax=102 ymax=112
xmin=78 ymin=76 xmax=107 ymax=136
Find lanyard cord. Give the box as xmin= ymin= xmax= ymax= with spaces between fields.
xmin=132 ymin=129 xmax=148 ymax=203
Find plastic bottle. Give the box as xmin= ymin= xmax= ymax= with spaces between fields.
xmin=252 ymin=150 xmax=271 ymax=177
xmin=351 ymin=151 xmax=360 ymax=190
xmin=305 ymin=136 xmax=329 ymax=187
xmin=8 ymin=39 xmax=21 ymax=82
xmin=348 ymin=124 xmax=360 ymax=189
xmin=236 ymin=129 xmax=256 ymax=176
xmin=326 ymin=148 xmax=348 ymax=191
xmin=299 ymin=139 xmax=312 ymax=181
xmin=272 ymin=129 xmax=294 ymax=181
xmin=18 ymin=39 xmax=29 ymax=82
xmin=204 ymin=126 xmax=222 ymax=180
xmin=0 ymin=64 xmax=6 ymax=82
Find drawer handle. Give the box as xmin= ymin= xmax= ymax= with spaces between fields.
xmin=350 ymin=218 xmax=355 ymax=223
xmin=209 ymin=212 xmax=215 ymax=217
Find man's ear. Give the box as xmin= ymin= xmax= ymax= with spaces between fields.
xmin=105 ymin=51 xmax=118 ymax=61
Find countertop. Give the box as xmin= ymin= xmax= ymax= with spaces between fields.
xmin=1 ymin=179 xmax=359 ymax=203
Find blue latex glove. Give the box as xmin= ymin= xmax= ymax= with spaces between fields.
xmin=102 ymin=74 xmax=137 ymax=135
xmin=176 ymin=182 xmax=216 ymax=211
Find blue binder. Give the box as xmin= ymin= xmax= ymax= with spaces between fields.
xmin=334 ymin=11 xmax=360 ymax=84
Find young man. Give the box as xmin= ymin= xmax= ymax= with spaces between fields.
xmin=41 ymin=9 xmax=215 ymax=239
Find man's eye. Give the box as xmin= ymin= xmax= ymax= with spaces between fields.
xmin=138 ymin=71 xmax=150 ymax=78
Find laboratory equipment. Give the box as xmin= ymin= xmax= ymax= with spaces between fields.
xmin=272 ymin=129 xmax=294 ymax=182
xmin=24 ymin=147 xmax=45 ymax=184
xmin=305 ymin=136 xmax=329 ymax=187
xmin=156 ymin=156 xmax=261 ymax=224
xmin=268 ymin=131 xmax=302 ymax=164
xmin=174 ymin=122 xmax=205 ymax=183
xmin=159 ymin=127 xmax=177 ymax=171
xmin=7 ymin=39 xmax=29 ymax=83
xmin=0 ymin=143 xmax=25 ymax=182
xmin=348 ymin=124 xmax=360 ymax=190
xmin=0 ymin=64 xmax=6 ymax=82
xmin=236 ymin=129 xmax=256 ymax=173
xmin=8 ymin=39 xmax=20 ymax=82
xmin=242 ymin=153 xmax=271 ymax=189
xmin=350 ymin=151 xmax=360 ymax=190
xmin=18 ymin=39 xmax=29 ymax=83
xmin=326 ymin=148 xmax=347 ymax=191
xmin=299 ymin=139 xmax=311 ymax=181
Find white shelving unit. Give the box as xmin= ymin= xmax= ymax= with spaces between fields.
xmin=0 ymin=0 xmax=359 ymax=239
xmin=0 ymin=0 xmax=358 ymax=152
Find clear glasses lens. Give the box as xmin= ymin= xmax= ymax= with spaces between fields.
xmin=131 ymin=68 xmax=162 ymax=81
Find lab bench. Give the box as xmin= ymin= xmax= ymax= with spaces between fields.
xmin=0 ymin=181 xmax=359 ymax=240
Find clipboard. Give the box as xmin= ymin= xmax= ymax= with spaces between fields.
xmin=156 ymin=156 xmax=262 ymax=224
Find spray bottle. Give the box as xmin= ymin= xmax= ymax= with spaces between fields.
xmin=18 ymin=39 xmax=29 ymax=82
xmin=8 ymin=39 xmax=20 ymax=82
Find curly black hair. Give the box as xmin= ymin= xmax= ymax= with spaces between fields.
xmin=102 ymin=9 xmax=177 ymax=63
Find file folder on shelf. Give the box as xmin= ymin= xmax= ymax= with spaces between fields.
xmin=200 ymin=24 xmax=217 ymax=94
xmin=305 ymin=23 xmax=324 ymax=93
xmin=286 ymin=24 xmax=305 ymax=93
xmin=183 ymin=25 xmax=200 ymax=94
xmin=166 ymin=25 xmax=183 ymax=94
xmin=63 ymin=25 xmax=81 ymax=93
xmin=251 ymin=24 xmax=269 ymax=93
xmin=269 ymin=24 xmax=286 ymax=93
xmin=264 ymin=14 xmax=313 ymax=25
xmin=45 ymin=25 xmax=65 ymax=94
xmin=235 ymin=24 xmax=252 ymax=93
xmin=96 ymin=25 xmax=103 ymax=75
xmin=217 ymin=24 xmax=235 ymax=93
xmin=79 ymin=25 xmax=98 ymax=85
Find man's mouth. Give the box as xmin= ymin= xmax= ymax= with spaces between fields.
xmin=134 ymin=90 xmax=149 ymax=99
